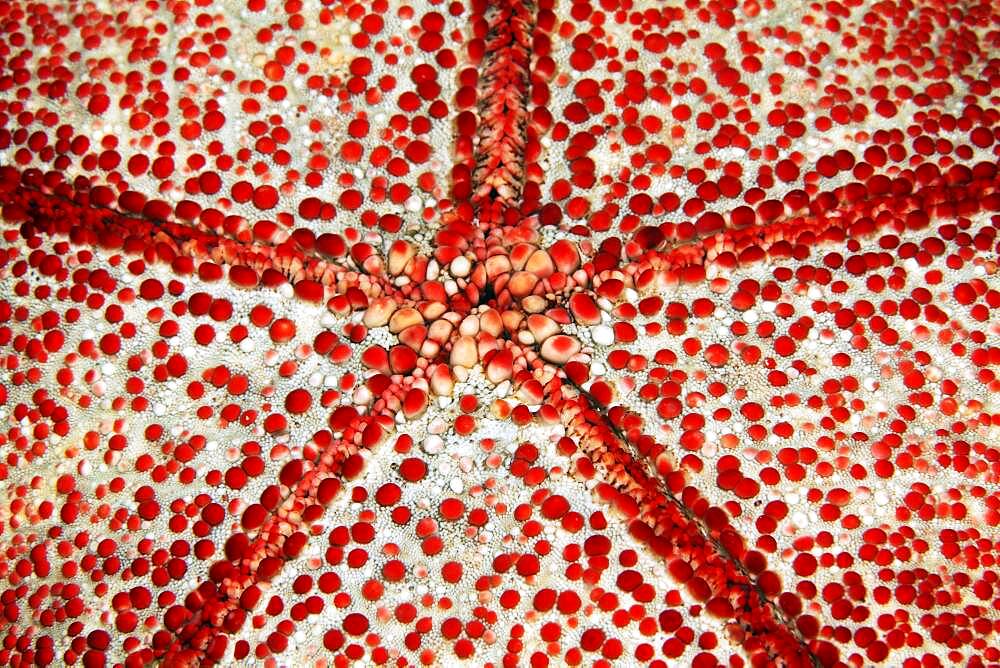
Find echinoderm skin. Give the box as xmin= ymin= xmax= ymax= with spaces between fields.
xmin=0 ymin=0 xmax=998 ymax=666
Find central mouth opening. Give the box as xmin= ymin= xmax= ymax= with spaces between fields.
xmin=477 ymin=280 xmax=497 ymax=307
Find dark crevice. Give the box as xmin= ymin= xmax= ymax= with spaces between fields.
xmin=477 ymin=280 xmax=497 ymax=306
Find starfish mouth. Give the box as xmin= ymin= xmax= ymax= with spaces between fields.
xmin=477 ymin=280 xmax=498 ymax=308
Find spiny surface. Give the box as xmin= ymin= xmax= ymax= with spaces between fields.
xmin=0 ymin=0 xmax=999 ymax=666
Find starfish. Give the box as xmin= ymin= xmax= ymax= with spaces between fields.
xmin=0 ymin=0 xmax=999 ymax=666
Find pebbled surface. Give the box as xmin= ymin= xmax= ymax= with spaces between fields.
xmin=0 ymin=0 xmax=999 ymax=666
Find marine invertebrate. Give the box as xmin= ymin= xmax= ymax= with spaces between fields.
xmin=0 ymin=0 xmax=999 ymax=666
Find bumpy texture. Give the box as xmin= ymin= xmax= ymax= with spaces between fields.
xmin=0 ymin=0 xmax=999 ymax=666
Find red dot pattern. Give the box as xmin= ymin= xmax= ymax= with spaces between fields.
xmin=0 ymin=0 xmax=999 ymax=665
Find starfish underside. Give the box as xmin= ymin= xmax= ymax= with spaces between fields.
xmin=0 ymin=0 xmax=999 ymax=667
